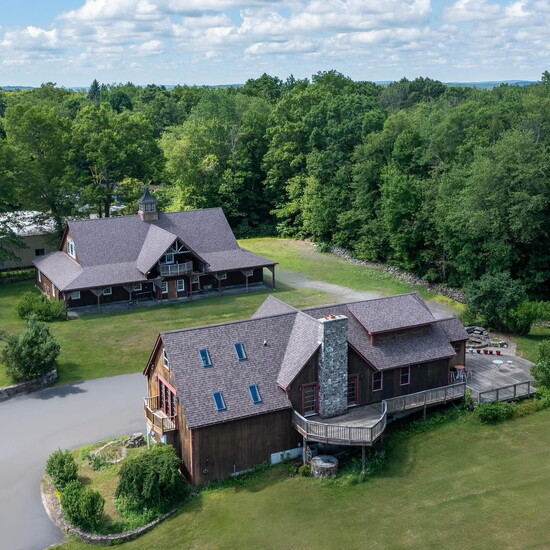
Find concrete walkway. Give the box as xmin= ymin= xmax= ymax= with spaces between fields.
xmin=0 ymin=373 xmax=145 ymax=550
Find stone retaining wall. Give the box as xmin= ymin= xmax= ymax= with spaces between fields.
xmin=0 ymin=369 xmax=57 ymax=402
xmin=331 ymin=247 xmax=466 ymax=303
xmin=42 ymin=477 xmax=175 ymax=545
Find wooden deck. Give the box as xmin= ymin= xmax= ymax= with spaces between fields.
xmin=465 ymin=353 xmax=535 ymax=402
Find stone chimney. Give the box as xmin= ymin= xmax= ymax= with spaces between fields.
xmin=317 ymin=314 xmax=348 ymax=418
xmin=138 ymin=188 xmax=158 ymax=222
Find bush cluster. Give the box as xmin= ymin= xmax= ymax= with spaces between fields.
xmin=115 ymin=444 xmax=188 ymax=512
xmin=16 ymin=291 xmax=66 ymax=322
xmin=60 ymin=480 xmax=105 ymax=531
xmin=46 ymin=449 xmax=78 ymax=491
xmin=476 ymin=402 xmax=515 ymax=423
xmin=1 ymin=316 xmax=60 ymax=382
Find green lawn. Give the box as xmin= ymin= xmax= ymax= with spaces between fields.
xmin=56 ymin=408 xmax=550 ymax=549
xmin=0 ymin=238 xmax=539 ymax=386
xmin=513 ymin=326 xmax=550 ymax=363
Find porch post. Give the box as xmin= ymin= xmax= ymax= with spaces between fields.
xmin=246 ymin=274 xmax=249 ymax=293
xmin=361 ymin=446 xmax=366 ymax=473
xmin=271 ymin=266 xmax=275 ymax=289
xmin=97 ymin=294 xmax=100 ymax=313
xmin=189 ymin=275 xmax=193 ymax=300
xmin=302 ymin=436 xmax=307 ymax=465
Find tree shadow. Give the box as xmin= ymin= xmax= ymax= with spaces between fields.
xmin=32 ymin=381 xmax=87 ymax=400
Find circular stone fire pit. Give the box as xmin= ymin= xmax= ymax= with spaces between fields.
xmin=310 ymin=455 xmax=338 ymax=478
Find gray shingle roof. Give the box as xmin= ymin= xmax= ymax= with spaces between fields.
xmin=434 ymin=318 xmax=469 ymax=342
xmin=346 ymin=293 xmax=435 ymax=333
xmin=159 ymin=293 xmax=467 ymax=428
xmin=277 ymin=312 xmax=320 ymax=389
xmin=163 ymin=315 xmax=295 ymax=429
xmin=136 ymin=225 xmax=177 ymax=274
xmin=35 ymin=208 xmax=275 ymax=290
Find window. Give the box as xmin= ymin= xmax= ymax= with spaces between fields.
xmin=163 ymin=348 xmax=169 ymax=369
xmin=35 ymin=248 xmax=45 ymax=256
xmin=347 ymin=374 xmax=359 ymax=405
xmin=161 ymin=281 xmax=168 ymax=294
xmin=213 ymin=391 xmax=226 ymax=411
xmin=177 ymin=279 xmax=185 ymax=292
xmin=161 ymin=253 xmax=174 ymax=264
xmin=199 ymin=349 xmax=212 ymax=367
xmin=372 ymin=371 xmax=382 ymax=392
xmin=191 ymin=275 xmax=200 ymax=284
xmin=248 ymin=384 xmax=262 ymax=404
xmin=400 ymin=366 xmax=410 ymax=386
xmin=158 ymin=378 xmax=176 ymax=418
xmin=234 ymin=342 xmax=247 ymax=361
xmin=452 ymin=343 xmax=461 ymax=353
xmin=103 ymin=287 xmax=112 ymax=296
xmin=67 ymin=238 xmax=75 ymax=259
xmin=70 ymin=291 xmax=81 ymax=300
xmin=132 ymin=283 xmax=142 ymax=291
xmin=216 ymin=272 xmax=227 ymax=280
xmin=143 ymin=202 xmax=156 ymax=212
xmin=51 ymin=284 xmax=56 ymax=298
xmin=37 ymin=270 xmax=41 ymax=283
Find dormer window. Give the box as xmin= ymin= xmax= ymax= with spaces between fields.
xmin=213 ymin=391 xmax=226 ymax=411
xmin=248 ymin=384 xmax=262 ymax=404
xmin=234 ymin=343 xmax=247 ymax=361
xmin=199 ymin=349 xmax=212 ymax=367
xmin=67 ymin=238 xmax=76 ymax=259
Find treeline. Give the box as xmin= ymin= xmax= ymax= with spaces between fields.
xmin=0 ymin=72 xmax=549 ymax=299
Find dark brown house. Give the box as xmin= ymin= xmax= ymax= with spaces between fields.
xmin=33 ymin=190 xmax=276 ymax=309
xmin=144 ymin=293 xmax=468 ymax=485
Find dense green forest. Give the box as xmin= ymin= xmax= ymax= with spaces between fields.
xmin=0 ymin=72 xmax=549 ymax=300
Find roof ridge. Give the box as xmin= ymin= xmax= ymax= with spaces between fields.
xmin=301 ymin=292 xmax=421 ymax=312
xmin=161 ymin=309 xmax=299 ymax=337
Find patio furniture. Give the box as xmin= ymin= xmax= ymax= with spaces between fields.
xmin=455 ymin=365 xmax=465 ymax=381
xmin=506 ymin=360 xmax=513 ymax=367
xmin=492 ymin=359 xmax=504 ymax=370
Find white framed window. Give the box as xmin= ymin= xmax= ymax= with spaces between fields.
xmin=67 ymin=238 xmax=76 ymax=259
xmin=37 ymin=270 xmax=42 ymax=283
xmin=70 ymin=291 xmax=81 ymax=300
xmin=161 ymin=253 xmax=174 ymax=265
xmin=162 ymin=348 xmax=169 ymax=369
xmin=51 ymin=284 xmax=56 ymax=298
xmin=216 ymin=272 xmax=227 ymax=280
xmin=161 ymin=281 xmax=168 ymax=294
xmin=132 ymin=283 xmax=142 ymax=291
xmin=177 ymin=279 xmax=185 ymax=292
xmin=372 ymin=371 xmax=382 ymax=392
xmin=191 ymin=275 xmax=200 ymax=284
xmin=400 ymin=366 xmax=410 ymax=386
xmin=103 ymin=287 xmax=112 ymax=296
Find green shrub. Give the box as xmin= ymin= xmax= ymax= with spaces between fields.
xmin=531 ymin=340 xmax=550 ymax=389
xmin=2 ymin=316 xmax=60 ymax=382
xmin=87 ymin=453 xmax=110 ymax=471
xmin=298 ymin=464 xmax=311 ymax=477
xmin=16 ymin=291 xmax=66 ymax=322
xmin=60 ymin=480 xmax=105 ymax=531
xmin=513 ymin=400 xmax=538 ymax=417
xmin=46 ymin=449 xmax=78 ymax=491
xmin=115 ymin=445 xmax=188 ymax=511
xmin=476 ymin=402 xmax=515 ymax=423
xmin=534 ymin=386 xmax=550 ymax=410
xmin=315 ymin=242 xmax=332 ymax=253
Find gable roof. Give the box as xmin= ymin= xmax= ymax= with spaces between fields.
xmin=136 ymin=225 xmax=177 ymax=274
xmin=34 ymin=207 xmax=275 ymax=291
xmin=162 ymin=315 xmax=295 ymax=429
xmin=346 ymin=293 xmax=435 ymax=334
xmin=156 ymin=293 xmax=466 ymax=429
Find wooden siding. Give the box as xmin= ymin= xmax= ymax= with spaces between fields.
xmin=449 ymin=341 xmax=466 ymax=368
xmin=36 ymin=270 xmax=62 ymax=301
xmin=1 ymin=234 xmax=56 ymax=270
xmin=288 ymin=354 xmax=318 ymax=414
xmin=191 ymin=409 xmax=299 ymax=485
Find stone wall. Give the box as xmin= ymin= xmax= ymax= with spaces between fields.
xmin=317 ymin=315 xmax=348 ymax=418
xmin=331 ymin=247 xmax=466 ymax=303
xmin=42 ymin=477 xmax=175 ymax=545
xmin=0 ymin=369 xmax=57 ymax=402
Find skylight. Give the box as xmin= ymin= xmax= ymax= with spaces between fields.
xmin=234 ymin=342 xmax=247 ymax=361
xmin=199 ymin=349 xmax=212 ymax=367
xmin=213 ymin=391 xmax=226 ymax=411
xmin=248 ymin=384 xmax=262 ymax=404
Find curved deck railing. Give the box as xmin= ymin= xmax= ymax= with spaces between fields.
xmin=292 ymin=382 xmax=466 ymax=446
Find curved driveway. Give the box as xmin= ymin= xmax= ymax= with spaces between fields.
xmin=0 ymin=373 xmax=145 ymax=550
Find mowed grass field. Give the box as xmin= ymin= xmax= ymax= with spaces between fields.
xmin=56 ymin=408 xmax=550 ymax=550
xmin=0 ymin=238 xmax=545 ymax=387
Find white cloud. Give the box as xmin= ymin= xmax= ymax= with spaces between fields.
xmin=129 ymin=39 xmax=164 ymax=56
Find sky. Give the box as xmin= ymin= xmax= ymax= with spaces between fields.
xmin=0 ymin=0 xmax=548 ymax=87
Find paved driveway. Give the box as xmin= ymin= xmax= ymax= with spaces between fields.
xmin=0 ymin=373 xmax=145 ymax=550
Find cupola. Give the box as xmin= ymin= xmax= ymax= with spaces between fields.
xmin=138 ymin=188 xmax=158 ymax=222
